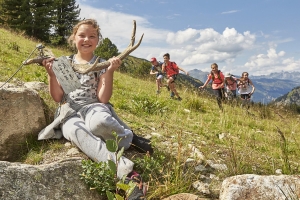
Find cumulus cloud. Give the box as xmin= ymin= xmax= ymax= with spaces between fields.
xmin=166 ymin=28 xmax=199 ymax=45
xmin=164 ymin=27 xmax=256 ymax=66
xmin=243 ymin=47 xmax=300 ymax=75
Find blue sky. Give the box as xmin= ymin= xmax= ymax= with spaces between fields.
xmin=77 ymin=0 xmax=300 ymax=76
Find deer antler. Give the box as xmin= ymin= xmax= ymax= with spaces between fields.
xmin=72 ymin=20 xmax=144 ymax=74
xmin=23 ymin=20 xmax=144 ymax=74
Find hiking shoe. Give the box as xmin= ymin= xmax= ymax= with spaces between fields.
xmin=177 ymin=97 xmax=182 ymax=101
xmin=125 ymin=171 xmax=147 ymax=200
xmin=131 ymin=133 xmax=154 ymax=155
xmin=156 ymin=90 xmax=160 ymax=94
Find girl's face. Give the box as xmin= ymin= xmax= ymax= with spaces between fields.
xmin=211 ymin=65 xmax=218 ymax=72
xmin=242 ymin=73 xmax=249 ymax=79
xmin=74 ymin=24 xmax=99 ymax=55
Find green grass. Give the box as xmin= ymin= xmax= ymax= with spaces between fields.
xmin=1 ymin=27 xmax=300 ymax=199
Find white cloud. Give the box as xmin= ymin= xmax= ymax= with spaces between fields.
xmin=221 ymin=10 xmax=239 ymax=14
xmin=166 ymin=28 xmax=199 ymax=45
xmin=243 ymin=47 xmax=300 ymax=75
xmin=166 ymin=27 xmax=256 ymax=66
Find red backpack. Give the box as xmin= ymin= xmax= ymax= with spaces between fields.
xmin=167 ymin=62 xmax=179 ymax=74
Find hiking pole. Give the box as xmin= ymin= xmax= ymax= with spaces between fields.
xmin=0 ymin=44 xmax=45 ymax=89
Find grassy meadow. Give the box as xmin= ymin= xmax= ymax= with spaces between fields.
xmin=1 ymin=27 xmax=300 ymax=199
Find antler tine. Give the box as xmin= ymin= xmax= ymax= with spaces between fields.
xmin=128 ymin=20 xmax=136 ymax=48
xmin=72 ymin=20 xmax=144 ymax=74
xmin=72 ymin=57 xmax=107 ymax=74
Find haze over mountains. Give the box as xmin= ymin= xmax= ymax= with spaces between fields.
xmin=188 ymin=69 xmax=300 ymax=104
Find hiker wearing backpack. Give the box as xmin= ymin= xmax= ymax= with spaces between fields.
xmin=199 ymin=63 xmax=225 ymax=110
xmin=162 ymin=53 xmax=189 ymax=101
xmin=238 ymin=72 xmax=255 ymax=108
xmin=224 ymin=72 xmax=239 ymax=99
xmin=149 ymin=57 xmax=165 ymax=94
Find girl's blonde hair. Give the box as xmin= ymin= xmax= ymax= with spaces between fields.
xmin=67 ymin=19 xmax=102 ymax=48
xmin=211 ymin=63 xmax=218 ymax=69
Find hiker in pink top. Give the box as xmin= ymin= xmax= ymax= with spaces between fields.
xmin=199 ymin=63 xmax=225 ymax=110
xmin=224 ymin=72 xmax=239 ymax=99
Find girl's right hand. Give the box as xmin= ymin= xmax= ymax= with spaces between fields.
xmin=107 ymin=57 xmax=122 ymax=72
xmin=42 ymin=57 xmax=56 ymax=77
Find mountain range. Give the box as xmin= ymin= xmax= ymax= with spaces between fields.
xmin=188 ymin=69 xmax=300 ymax=104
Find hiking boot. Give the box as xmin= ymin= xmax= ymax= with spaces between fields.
xmin=177 ymin=97 xmax=182 ymax=101
xmin=156 ymin=90 xmax=160 ymax=95
xmin=125 ymin=171 xmax=147 ymax=200
xmin=131 ymin=133 xmax=154 ymax=155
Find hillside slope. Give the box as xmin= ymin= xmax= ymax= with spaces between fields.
xmin=274 ymin=86 xmax=300 ymax=106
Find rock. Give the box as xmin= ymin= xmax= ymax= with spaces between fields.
xmin=24 ymin=81 xmax=48 ymax=91
xmin=0 ymin=85 xmax=46 ymax=161
xmin=219 ymin=174 xmax=300 ymax=200
xmin=188 ymin=144 xmax=205 ymax=160
xmin=192 ymin=181 xmax=210 ymax=195
xmin=162 ymin=193 xmax=210 ymax=200
xmin=0 ymin=158 xmax=103 ymax=200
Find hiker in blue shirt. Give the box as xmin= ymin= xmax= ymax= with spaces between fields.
xmin=150 ymin=57 xmax=165 ymax=94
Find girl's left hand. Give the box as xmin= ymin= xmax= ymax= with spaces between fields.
xmin=108 ymin=57 xmax=122 ymax=71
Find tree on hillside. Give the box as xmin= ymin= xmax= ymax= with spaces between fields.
xmin=51 ymin=0 xmax=80 ymax=46
xmin=0 ymin=0 xmax=4 ymax=24
xmin=0 ymin=0 xmax=80 ymax=45
xmin=30 ymin=0 xmax=54 ymax=42
xmin=19 ymin=0 xmax=33 ymax=36
xmin=0 ymin=0 xmax=24 ymax=28
xmin=94 ymin=38 xmax=119 ymax=60
xmin=1 ymin=0 xmax=54 ymax=42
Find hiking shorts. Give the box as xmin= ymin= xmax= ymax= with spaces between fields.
xmin=213 ymin=88 xmax=225 ymax=99
xmin=169 ymin=74 xmax=178 ymax=83
xmin=157 ymin=74 xmax=164 ymax=80
xmin=240 ymin=93 xmax=251 ymax=100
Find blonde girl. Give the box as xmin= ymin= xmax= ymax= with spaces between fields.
xmin=199 ymin=63 xmax=225 ymax=110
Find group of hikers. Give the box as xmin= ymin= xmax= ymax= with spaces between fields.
xmin=150 ymin=58 xmax=255 ymax=111
xmin=150 ymin=53 xmax=189 ymax=101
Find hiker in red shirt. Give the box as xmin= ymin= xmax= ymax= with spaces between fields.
xmin=199 ymin=63 xmax=225 ymax=110
xmin=162 ymin=53 xmax=189 ymax=101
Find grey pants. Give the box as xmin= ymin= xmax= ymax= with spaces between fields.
xmin=61 ymin=103 xmax=134 ymax=179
